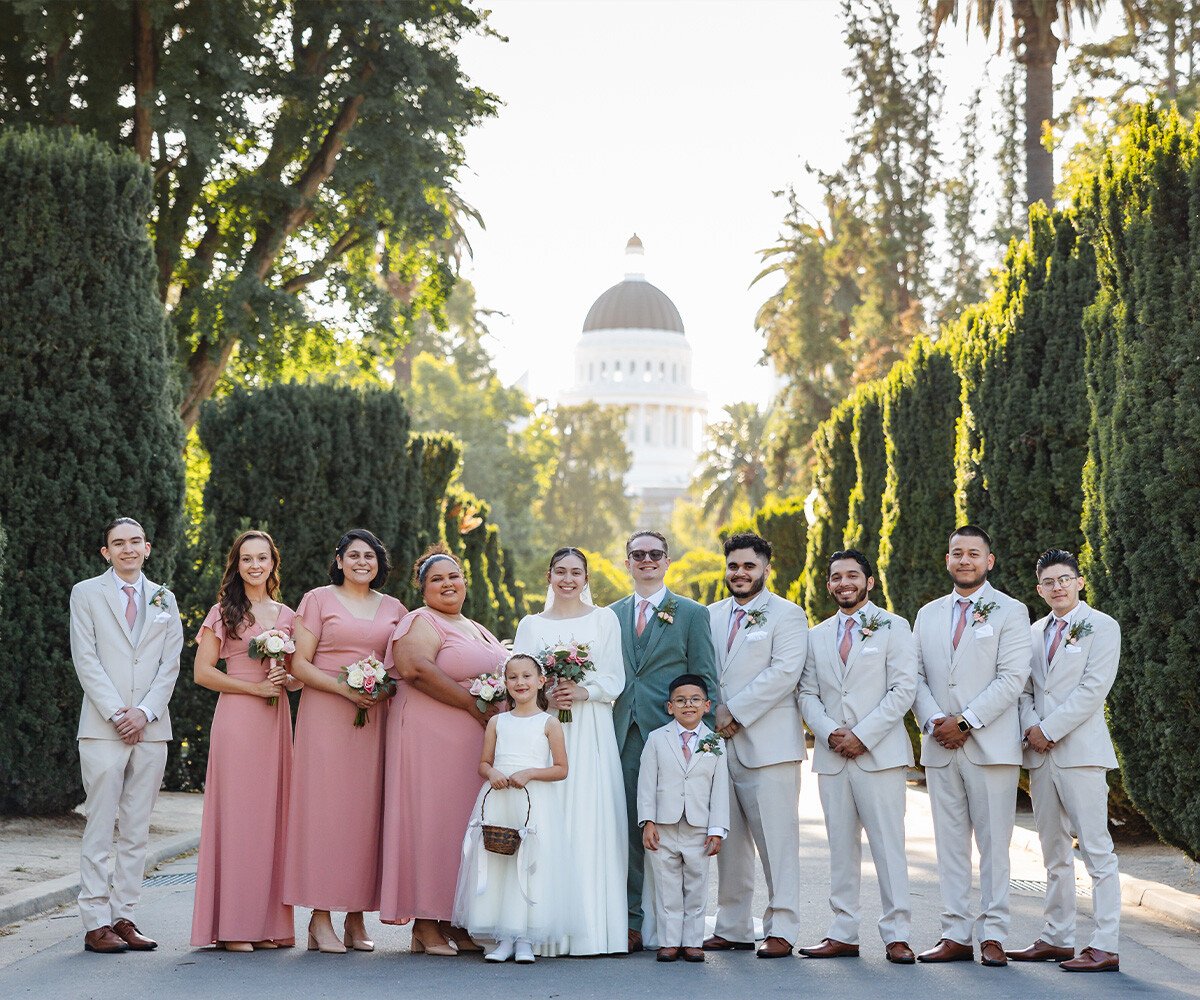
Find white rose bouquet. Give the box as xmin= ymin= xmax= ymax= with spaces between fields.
xmin=247 ymin=628 xmax=296 ymax=706
xmin=339 ymin=654 xmax=395 ymax=727
xmin=469 ymin=670 xmax=507 ymax=714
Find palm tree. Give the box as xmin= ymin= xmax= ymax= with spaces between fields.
xmin=933 ymin=0 xmax=1107 ymax=207
xmin=693 ymin=403 xmax=772 ymax=524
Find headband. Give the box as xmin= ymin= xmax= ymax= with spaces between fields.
xmin=418 ymin=553 xmax=458 ymax=586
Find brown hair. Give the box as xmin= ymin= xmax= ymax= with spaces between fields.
xmin=505 ymin=652 xmax=549 ymax=711
xmin=413 ymin=543 xmax=462 ymax=589
xmin=217 ymin=530 xmax=282 ymax=639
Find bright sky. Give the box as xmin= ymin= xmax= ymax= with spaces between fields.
xmin=454 ymin=0 xmax=1121 ymax=415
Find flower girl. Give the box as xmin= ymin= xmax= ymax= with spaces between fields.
xmin=453 ymin=654 xmax=576 ymax=964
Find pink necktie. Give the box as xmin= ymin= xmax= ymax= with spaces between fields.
xmin=839 ymin=618 xmax=855 ymax=665
xmin=681 ymin=730 xmax=693 ymax=762
xmin=1048 ymin=618 xmax=1068 ymax=661
xmin=952 ymin=598 xmax=971 ymax=651
xmin=636 ymin=600 xmax=650 ymax=637
xmin=726 ymin=608 xmax=746 ymax=652
xmin=122 ymin=585 xmax=138 ymax=630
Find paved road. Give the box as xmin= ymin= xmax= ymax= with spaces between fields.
xmin=2 ymin=769 xmax=1197 ymax=1000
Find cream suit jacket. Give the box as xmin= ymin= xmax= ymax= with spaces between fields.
xmin=709 ymin=592 xmax=808 ymax=768
xmin=799 ymin=601 xmax=917 ymax=774
xmin=637 ymin=722 xmax=731 ymax=831
xmin=69 ymin=573 xmax=183 ymax=741
xmin=913 ymin=585 xmax=1032 ymax=767
xmin=1019 ymin=602 xmax=1120 ymax=770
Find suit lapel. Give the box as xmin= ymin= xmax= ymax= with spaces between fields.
xmin=134 ymin=577 xmax=159 ymax=651
xmin=949 ymin=595 xmax=973 ymax=670
xmin=666 ymin=726 xmax=689 ymax=773
xmin=103 ymin=575 xmax=135 ymax=644
xmin=726 ymin=602 xmax=754 ymax=665
xmin=614 ymin=596 xmax=637 ymax=668
xmin=1034 ymin=614 xmax=1051 ymax=678
xmin=828 ymin=618 xmax=846 ymax=682
xmin=711 ymin=598 xmax=730 ymax=673
xmin=842 ymin=609 xmax=871 ymax=678
xmin=640 ymin=590 xmax=673 ymax=667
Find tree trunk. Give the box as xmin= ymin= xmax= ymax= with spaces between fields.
xmin=131 ymin=0 xmax=155 ymax=161
xmin=1015 ymin=4 xmax=1059 ymax=210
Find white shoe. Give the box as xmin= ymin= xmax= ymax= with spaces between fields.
xmin=514 ymin=939 xmax=535 ymax=964
xmin=485 ymin=939 xmax=515 ymax=963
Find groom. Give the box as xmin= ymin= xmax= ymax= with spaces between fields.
xmin=70 ymin=517 xmax=183 ymax=953
xmin=613 ymin=530 xmax=718 ymax=953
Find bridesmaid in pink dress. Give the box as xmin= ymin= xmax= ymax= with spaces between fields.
xmin=380 ymin=546 xmax=509 ymax=955
xmin=283 ymin=529 xmax=406 ymax=954
xmin=191 ymin=530 xmax=301 ymax=951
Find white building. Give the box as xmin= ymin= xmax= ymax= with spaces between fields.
xmin=560 ymin=235 xmax=707 ymax=521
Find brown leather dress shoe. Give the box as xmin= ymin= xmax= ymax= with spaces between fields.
xmin=628 ymin=929 xmax=644 ymax=953
xmin=84 ymin=926 xmax=129 ymax=954
xmin=112 ymin=919 xmax=157 ymax=951
xmin=1006 ymin=939 xmax=1075 ymax=962
xmin=798 ymin=938 xmax=860 ymax=958
xmin=656 ymin=946 xmax=679 ymax=962
xmin=980 ymin=940 xmax=1007 ymax=966
xmin=756 ymin=936 xmax=794 ymax=958
xmin=703 ymin=934 xmax=754 ymax=951
xmin=917 ymin=939 xmax=974 ymax=963
xmin=682 ymin=947 xmax=705 ymax=962
xmin=1061 ymin=947 xmax=1119 ymax=972
xmin=886 ymin=941 xmax=916 ymax=964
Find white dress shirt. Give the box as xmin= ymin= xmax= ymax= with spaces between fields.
xmin=1043 ymin=602 xmax=1082 ymax=658
xmin=672 ymin=719 xmax=727 ymax=838
xmin=635 ymin=586 xmax=669 ymax=624
xmin=108 ymin=568 xmax=157 ymax=724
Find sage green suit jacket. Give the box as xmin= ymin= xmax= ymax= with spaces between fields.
xmin=611 ymin=590 xmax=719 ymax=751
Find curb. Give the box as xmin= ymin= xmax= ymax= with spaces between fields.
xmin=0 ymin=832 xmax=200 ymax=929
xmin=1009 ymin=822 xmax=1200 ymax=934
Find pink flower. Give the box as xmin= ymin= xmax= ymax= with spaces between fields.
xmin=973 ymin=612 xmax=985 ymax=623
xmin=363 ymin=674 xmax=376 ymax=693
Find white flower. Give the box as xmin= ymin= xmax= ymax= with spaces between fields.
xmin=264 ymin=634 xmax=286 ymax=655
xmin=372 ymin=663 xmax=387 ymax=681
xmin=347 ymin=667 xmax=366 ymax=689
xmin=479 ymin=683 xmax=495 ymax=700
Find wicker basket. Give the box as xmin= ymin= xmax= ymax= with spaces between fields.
xmin=480 ymin=786 xmax=531 ymax=856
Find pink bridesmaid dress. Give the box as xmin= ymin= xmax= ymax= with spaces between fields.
xmin=379 ymin=608 xmax=509 ymax=924
xmin=282 ymin=586 xmax=406 ymax=913
xmin=190 ymin=604 xmax=297 ymax=947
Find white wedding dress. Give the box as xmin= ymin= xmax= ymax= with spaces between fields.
xmin=513 ymin=605 xmax=629 ymax=955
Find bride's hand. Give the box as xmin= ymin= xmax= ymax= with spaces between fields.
xmin=549 ymin=680 xmax=588 ymax=709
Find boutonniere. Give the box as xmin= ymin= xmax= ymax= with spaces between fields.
xmin=696 ymin=734 xmax=723 ymax=756
xmin=656 ymin=598 xmax=678 ymax=625
xmin=744 ymin=607 xmax=767 ymax=630
xmin=971 ymin=599 xmax=999 ymax=625
xmin=1066 ymin=619 xmax=1094 ymax=645
xmin=857 ymin=611 xmax=890 ymax=638
xmin=149 ymin=585 xmax=170 ymax=609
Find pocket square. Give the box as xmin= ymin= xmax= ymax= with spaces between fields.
xmin=862 ymin=645 xmax=879 ymax=654
xmin=746 ymin=633 xmax=768 ymax=642
xmin=1066 ymin=644 xmax=1082 ymax=654
xmin=974 ymin=624 xmax=994 ymax=638
xmin=153 ymin=612 xmax=173 ymax=624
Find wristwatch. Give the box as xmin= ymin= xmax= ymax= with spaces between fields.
xmin=955 ymin=714 xmax=971 ymax=733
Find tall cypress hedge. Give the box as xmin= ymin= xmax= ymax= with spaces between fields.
xmin=877 ymin=337 xmax=961 ymax=624
xmin=844 ymin=381 xmax=887 ymax=584
xmin=0 ymin=130 xmax=185 ymax=814
xmin=955 ymin=206 xmax=1097 ymax=607
xmin=754 ymin=496 xmax=808 ymax=603
xmin=1081 ymin=106 xmax=1200 ymax=860
xmin=802 ymin=400 xmax=856 ymax=623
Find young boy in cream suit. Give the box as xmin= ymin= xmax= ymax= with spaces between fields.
xmin=638 ymin=674 xmax=730 ymax=963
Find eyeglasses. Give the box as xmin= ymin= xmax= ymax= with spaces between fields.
xmin=1038 ymin=574 xmax=1079 ymax=589
xmin=670 ymin=696 xmax=706 ymax=706
xmin=629 ymin=549 xmax=667 ymax=562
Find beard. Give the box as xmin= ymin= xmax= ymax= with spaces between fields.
xmin=728 ymin=573 xmax=766 ymax=598
xmin=833 ymin=583 xmax=868 ymax=609
xmin=950 ymin=565 xmax=988 ymax=590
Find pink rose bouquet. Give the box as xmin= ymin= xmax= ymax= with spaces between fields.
xmin=338 ymin=655 xmax=395 ymax=727
xmin=537 ymin=641 xmax=595 ymax=723
xmin=469 ymin=670 xmax=508 ymax=714
xmin=247 ymin=628 xmax=296 ymax=706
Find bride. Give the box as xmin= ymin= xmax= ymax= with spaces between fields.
xmin=512 ymin=547 xmax=628 ymax=955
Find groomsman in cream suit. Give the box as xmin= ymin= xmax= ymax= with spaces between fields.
xmin=913 ymin=525 xmax=1031 ymax=968
xmin=798 ymin=549 xmax=917 ymax=964
xmin=703 ymin=532 xmax=808 ymax=960
xmin=70 ymin=517 xmax=183 ymax=954
xmin=1007 ymin=548 xmax=1122 ymax=973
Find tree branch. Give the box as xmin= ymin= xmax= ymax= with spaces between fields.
xmin=132 ymin=0 xmax=155 ymax=161
xmin=281 ymin=229 xmax=367 ymax=293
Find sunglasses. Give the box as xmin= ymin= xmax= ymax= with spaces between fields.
xmin=629 ymin=549 xmax=667 ymax=562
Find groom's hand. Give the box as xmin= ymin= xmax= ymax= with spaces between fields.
xmin=642 ymin=821 xmax=660 ymax=852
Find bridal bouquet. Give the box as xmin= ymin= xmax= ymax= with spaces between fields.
xmin=247 ymin=628 xmax=295 ymax=706
xmin=469 ymin=670 xmax=508 ymax=714
xmin=538 ymin=642 xmax=595 ymax=724
xmin=339 ymin=655 xmax=395 ymax=727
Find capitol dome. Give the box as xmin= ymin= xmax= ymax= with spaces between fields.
xmin=559 ymin=234 xmax=707 ymax=520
